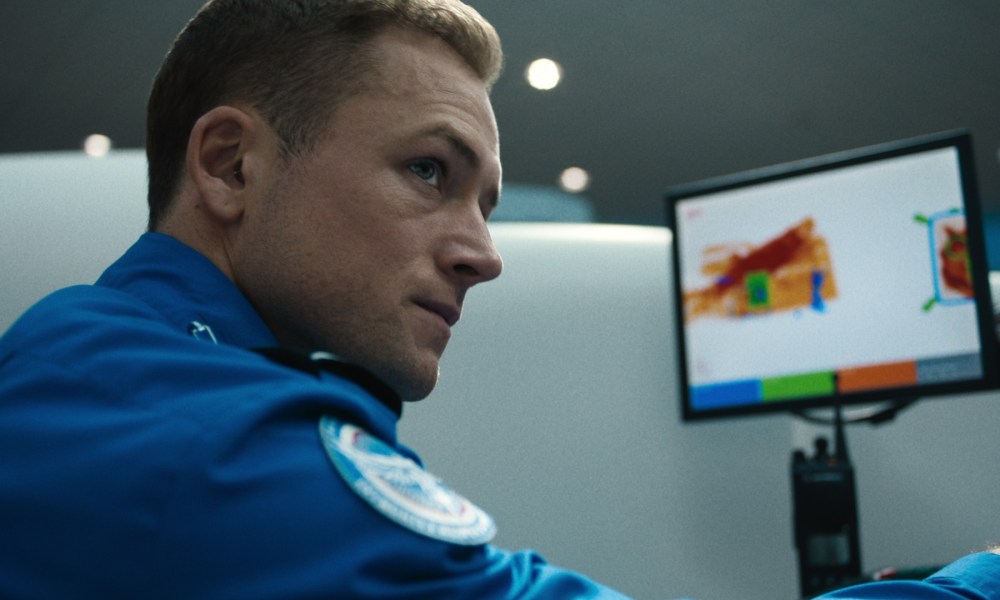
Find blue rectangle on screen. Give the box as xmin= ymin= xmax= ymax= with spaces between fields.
xmin=690 ymin=379 xmax=762 ymax=410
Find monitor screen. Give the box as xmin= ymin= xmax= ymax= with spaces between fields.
xmin=666 ymin=131 xmax=999 ymax=421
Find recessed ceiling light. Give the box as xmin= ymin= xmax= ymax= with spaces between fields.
xmin=559 ymin=166 xmax=590 ymax=193
xmin=83 ymin=134 xmax=112 ymax=158
xmin=525 ymin=58 xmax=562 ymax=91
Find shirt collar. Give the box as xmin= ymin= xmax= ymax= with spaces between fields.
xmin=96 ymin=232 xmax=277 ymax=349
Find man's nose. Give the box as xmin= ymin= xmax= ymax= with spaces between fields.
xmin=441 ymin=212 xmax=503 ymax=287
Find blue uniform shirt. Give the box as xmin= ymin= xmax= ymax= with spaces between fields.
xmin=0 ymin=233 xmax=627 ymax=599
xmin=817 ymin=552 xmax=1000 ymax=600
xmin=2 ymin=233 xmax=997 ymax=599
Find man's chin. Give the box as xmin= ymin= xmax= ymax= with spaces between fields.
xmin=399 ymin=375 xmax=439 ymax=404
xmin=383 ymin=363 xmax=440 ymax=404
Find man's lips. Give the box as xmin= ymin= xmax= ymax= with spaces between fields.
xmin=416 ymin=299 xmax=460 ymax=327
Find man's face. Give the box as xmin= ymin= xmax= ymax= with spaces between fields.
xmin=234 ymin=27 xmax=503 ymax=402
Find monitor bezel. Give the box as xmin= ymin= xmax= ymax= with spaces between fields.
xmin=665 ymin=130 xmax=999 ymax=422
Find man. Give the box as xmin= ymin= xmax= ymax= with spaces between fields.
xmin=0 ymin=1 xmax=997 ymax=598
xmin=0 ymin=0 xmax=626 ymax=596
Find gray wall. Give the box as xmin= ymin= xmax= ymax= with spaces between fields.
xmin=1 ymin=150 xmax=148 ymax=329
xmin=3 ymin=151 xmax=999 ymax=599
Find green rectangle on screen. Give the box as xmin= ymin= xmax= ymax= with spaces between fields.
xmin=761 ymin=371 xmax=835 ymax=401
xmin=745 ymin=271 xmax=772 ymax=310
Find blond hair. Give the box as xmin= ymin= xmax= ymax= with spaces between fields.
xmin=146 ymin=0 xmax=503 ymax=229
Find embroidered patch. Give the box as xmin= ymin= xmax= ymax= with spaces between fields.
xmin=318 ymin=415 xmax=496 ymax=546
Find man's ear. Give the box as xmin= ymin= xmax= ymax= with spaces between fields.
xmin=185 ymin=106 xmax=257 ymax=224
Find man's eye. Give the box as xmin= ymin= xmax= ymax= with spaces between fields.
xmin=409 ymin=160 xmax=441 ymax=188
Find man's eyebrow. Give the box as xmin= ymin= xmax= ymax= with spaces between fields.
xmin=429 ymin=126 xmax=500 ymax=209
xmin=430 ymin=126 xmax=481 ymax=169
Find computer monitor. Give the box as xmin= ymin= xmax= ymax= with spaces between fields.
xmin=666 ymin=130 xmax=999 ymax=421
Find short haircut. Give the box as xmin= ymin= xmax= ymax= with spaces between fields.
xmin=145 ymin=0 xmax=503 ymax=230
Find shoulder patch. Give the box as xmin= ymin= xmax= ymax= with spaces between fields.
xmin=318 ymin=415 xmax=496 ymax=546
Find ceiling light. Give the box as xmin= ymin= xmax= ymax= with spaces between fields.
xmin=526 ymin=58 xmax=562 ymax=91
xmin=559 ymin=166 xmax=590 ymax=193
xmin=83 ymin=134 xmax=112 ymax=158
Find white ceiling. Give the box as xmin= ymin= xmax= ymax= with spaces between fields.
xmin=3 ymin=0 xmax=999 ymax=224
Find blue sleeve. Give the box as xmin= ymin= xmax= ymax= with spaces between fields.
xmin=816 ymin=553 xmax=1000 ymax=600
xmin=0 ymin=291 xmax=630 ymax=599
